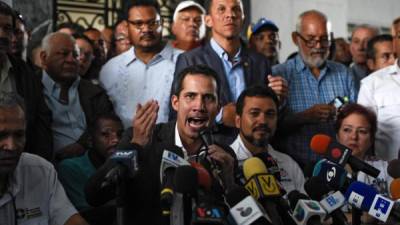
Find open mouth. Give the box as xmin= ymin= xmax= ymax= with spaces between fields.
xmin=187 ymin=117 xmax=208 ymax=129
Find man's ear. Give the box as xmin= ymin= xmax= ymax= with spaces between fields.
xmin=171 ymin=95 xmax=179 ymax=112
xmin=235 ymin=114 xmax=241 ymax=129
xmin=205 ymin=15 xmax=213 ymax=28
xmin=292 ymin=32 xmax=299 ymax=46
xmin=366 ymin=58 xmax=375 ymax=72
xmin=39 ymin=51 xmax=47 ymax=68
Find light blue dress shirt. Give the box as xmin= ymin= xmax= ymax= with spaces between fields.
xmin=41 ymin=71 xmax=87 ymax=152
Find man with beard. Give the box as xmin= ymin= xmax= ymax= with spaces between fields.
xmin=0 ymin=93 xmax=88 ymax=225
xmin=248 ymin=17 xmax=280 ymax=66
xmin=0 ymin=2 xmax=52 ymax=161
xmin=272 ymin=10 xmax=356 ymax=168
xmin=86 ymin=65 xmax=237 ymax=225
xmin=230 ymin=86 xmax=305 ymax=194
xmin=172 ymin=0 xmax=287 ymax=131
xmin=100 ymin=1 xmax=181 ymax=128
xmin=171 ymin=1 xmax=206 ymax=52
xmin=40 ymin=32 xmax=114 ymax=160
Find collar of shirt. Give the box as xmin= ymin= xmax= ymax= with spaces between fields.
xmin=231 ymin=135 xmax=274 ymax=163
xmin=41 ymin=70 xmax=80 ymax=101
xmin=126 ymin=43 xmax=176 ymax=67
xmin=210 ymin=38 xmax=242 ymax=64
xmin=390 ymin=59 xmax=400 ymax=75
xmin=174 ymin=123 xmax=188 ymax=159
xmin=0 ymin=56 xmax=12 ymax=84
xmin=294 ymin=54 xmax=331 ymax=80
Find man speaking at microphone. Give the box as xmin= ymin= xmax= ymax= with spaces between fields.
xmin=231 ymin=86 xmax=305 ymax=194
xmin=85 ymin=65 xmax=237 ymax=225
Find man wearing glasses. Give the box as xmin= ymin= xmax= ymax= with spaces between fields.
xmin=100 ymin=1 xmax=181 ymax=129
xmin=272 ymin=10 xmax=357 ymax=169
xmin=358 ymin=17 xmax=400 ymax=161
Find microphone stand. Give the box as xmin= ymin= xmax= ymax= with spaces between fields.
xmin=115 ymin=167 xmax=127 ymax=225
xmin=351 ymin=171 xmax=361 ymax=225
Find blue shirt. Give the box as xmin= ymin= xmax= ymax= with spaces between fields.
xmin=210 ymin=38 xmax=245 ymax=101
xmin=41 ymin=71 xmax=87 ymax=152
xmin=272 ymin=54 xmax=357 ymax=165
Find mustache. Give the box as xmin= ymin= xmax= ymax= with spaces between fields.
xmin=0 ymin=149 xmax=20 ymax=159
xmin=140 ymin=33 xmax=156 ymax=40
xmin=310 ymin=48 xmax=326 ymax=54
xmin=252 ymin=124 xmax=271 ymax=133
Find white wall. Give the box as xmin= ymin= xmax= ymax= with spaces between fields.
xmin=250 ymin=0 xmax=400 ymax=61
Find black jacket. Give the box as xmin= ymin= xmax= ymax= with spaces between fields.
xmin=9 ymin=55 xmax=53 ymax=161
xmin=85 ymin=122 xmax=238 ymax=225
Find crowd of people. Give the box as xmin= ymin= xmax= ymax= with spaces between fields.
xmin=0 ymin=0 xmax=400 ymax=224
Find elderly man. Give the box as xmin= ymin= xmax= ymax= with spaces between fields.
xmin=171 ymin=0 xmax=205 ymax=51
xmin=366 ymin=34 xmax=396 ymax=73
xmin=40 ymin=32 xmax=114 ymax=160
xmin=100 ymin=2 xmax=181 ymax=128
xmin=173 ymin=0 xmax=287 ymax=132
xmin=249 ymin=17 xmax=280 ymax=66
xmin=272 ymin=10 xmax=356 ymax=168
xmin=0 ymin=93 xmax=88 ymax=225
xmin=349 ymin=24 xmax=379 ymax=90
xmin=358 ymin=17 xmax=400 ymax=161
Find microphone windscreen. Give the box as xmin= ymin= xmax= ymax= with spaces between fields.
xmin=165 ymin=145 xmax=185 ymax=158
xmin=304 ymin=176 xmax=332 ymax=201
xmin=242 ymin=157 xmax=268 ymax=180
xmin=174 ymin=165 xmax=198 ymax=196
xmin=390 ymin=178 xmax=400 ymax=200
xmin=287 ymin=190 xmax=309 ymax=210
xmin=387 ymin=159 xmax=400 ymax=179
xmin=312 ymin=159 xmax=347 ymax=191
xmin=310 ymin=134 xmax=332 ymax=154
xmin=190 ymin=161 xmax=212 ymax=190
xmin=225 ymin=186 xmax=250 ymax=206
xmin=344 ymin=181 xmax=377 ymax=211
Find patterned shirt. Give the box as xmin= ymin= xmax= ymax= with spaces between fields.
xmin=100 ymin=45 xmax=181 ymax=128
xmin=272 ymin=54 xmax=357 ymax=166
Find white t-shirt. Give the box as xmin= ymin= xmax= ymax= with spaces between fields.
xmin=230 ymin=135 xmax=306 ymax=194
xmin=0 ymin=153 xmax=77 ymax=225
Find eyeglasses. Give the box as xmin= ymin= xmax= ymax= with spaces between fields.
xmin=78 ymin=48 xmax=94 ymax=61
xmin=127 ymin=19 xmax=161 ymax=30
xmin=56 ymin=49 xmax=79 ymax=60
xmin=296 ymin=32 xmax=330 ymax=48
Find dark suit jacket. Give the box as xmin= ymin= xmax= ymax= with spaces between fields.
xmin=174 ymin=41 xmax=272 ymax=106
xmin=85 ymin=122 xmax=238 ymax=225
xmin=9 ymin=55 xmax=53 ymax=161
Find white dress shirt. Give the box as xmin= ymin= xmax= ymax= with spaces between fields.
xmin=100 ymin=44 xmax=181 ymax=128
xmin=230 ymin=135 xmax=306 ymax=194
xmin=358 ymin=61 xmax=400 ymax=160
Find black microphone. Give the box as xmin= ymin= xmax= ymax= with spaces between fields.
xmin=310 ymin=134 xmax=380 ymax=178
xmin=304 ymin=177 xmax=349 ymax=225
xmin=387 ymin=159 xmax=400 ymax=179
xmin=103 ymin=150 xmax=139 ymax=185
xmin=287 ymin=190 xmax=325 ymax=225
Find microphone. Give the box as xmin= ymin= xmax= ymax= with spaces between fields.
xmin=226 ymin=186 xmax=270 ymax=225
xmin=312 ymin=159 xmax=353 ymax=192
xmin=344 ymin=181 xmax=400 ymax=222
xmin=390 ymin=178 xmax=400 ymax=200
xmin=304 ymin=177 xmax=348 ymax=225
xmin=254 ymin=152 xmax=281 ymax=181
xmin=171 ymin=165 xmax=198 ymax=225
xmin=310 ymin=134 xmax=380 ymax=178
xmin=190 ymin=161 xmax=212 ymax=191
xmin=160 ymin=147 xmax=189 ymax=218
xmin=242 ymin=157 xmax=286 ymax=225
xmin=103 ymin=150 xmax=139 ymax=185
xmin=387 ymin=159 xmax=400 ymax=178
xmin=287 ymin=190 xmax=325 ymax=225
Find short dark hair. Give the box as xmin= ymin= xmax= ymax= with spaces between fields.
xmin=0 ymin=92 xmax=25 ymax=114
xmin=173 ymin=64 xmax=221 ymax=99
xmin=0 ymin=1 xmax=15 ymax=28
xmin=90 ymin=113 xmax=122 ymax=136
xmin=335 ymin=103 xmax=377 ymax=155
xmin=236 ymin=85 xmax=279 ymax=116
xmin=366 ymin=34 xmax=393 ymax=60
xmin=73 ymin=33 xmax=95 ymax=50
xmin=127 ymin=1 xmax=160 ymax=15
